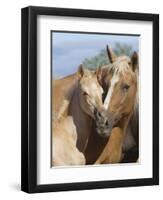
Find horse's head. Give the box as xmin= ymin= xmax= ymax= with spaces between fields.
xmin=77 ymin=65 xmax=104 ymax=119
xmin=95 ymin=46 xmax=138 ymax=137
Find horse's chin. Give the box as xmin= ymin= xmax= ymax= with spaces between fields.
xmin=96 ymin=128 xmax=112 ymax=138
xmin=87 ymin=112 xmax=95 ymax=120
xmin=80 ymin=103 xmax=96 ymax=119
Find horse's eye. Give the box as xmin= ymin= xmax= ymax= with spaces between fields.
xmin=122 ymin=84 xmax=130 ymax=92
xmin=83 ymin=92 xmax=88 ymax=96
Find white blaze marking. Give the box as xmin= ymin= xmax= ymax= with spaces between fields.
xmin=104 ymin=74 xmax=119 ymax=109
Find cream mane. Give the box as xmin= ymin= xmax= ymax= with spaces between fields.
xmin=101 ymin=56 xmax=132 ymax=76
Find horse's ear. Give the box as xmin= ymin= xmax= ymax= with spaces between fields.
xmin=131 ymin=51 xmax=138 ymax=72
xmin=106 ymin=45 xmax=117 ymax=63
xmin=78 ymin=64 xmax=91 ymax=78
xmin=77 ymin=64 xmax=85 ymax=78
xmin=95 ymin=66 xmax=103 ymax=83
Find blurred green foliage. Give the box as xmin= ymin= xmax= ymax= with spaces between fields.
xmin=82 ymin=43 xmax=133 ymax=70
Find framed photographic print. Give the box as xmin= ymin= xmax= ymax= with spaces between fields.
xmin=21 ymin=6 xmax=159 ymax=193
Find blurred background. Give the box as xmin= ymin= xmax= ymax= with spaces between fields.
xmin=52 ymin=32 xmax=139 ymax=79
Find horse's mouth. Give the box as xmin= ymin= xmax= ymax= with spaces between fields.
xmin=95 ymin=110 xmax=123 ymax=137
xmin=96 ymin=126 xmax=112 ymax=138
xmin=96 ymin=119 xmax=119 ymax=138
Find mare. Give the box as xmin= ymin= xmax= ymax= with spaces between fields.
xmin=85 ymin=46 xmax=139 ymax=164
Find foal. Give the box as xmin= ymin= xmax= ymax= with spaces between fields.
xmin=52 ymin=65 xmax=104 ymax=165
xmin=52 ymin=116 xmax=85 ymax=166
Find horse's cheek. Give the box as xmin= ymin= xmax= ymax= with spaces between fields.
xmin=110 ymin=97 xmax=121 ymax=112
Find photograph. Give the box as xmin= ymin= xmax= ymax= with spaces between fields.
xmin=51 ymin=31 xmax=139 ymax=166
xmin=21 ymin=6 xmax=159 ymax=193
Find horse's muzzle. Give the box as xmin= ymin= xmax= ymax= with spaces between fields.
xmin=96 ymin=126 xmax=112 ymax=138
xmin=95 ymin=110 xmax=116 ymax=138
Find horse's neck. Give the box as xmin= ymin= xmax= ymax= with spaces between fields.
xmin=53 ymin=74 xmax=79 ymax=121
xmin=127 ymin=102 xmax=139 ymax=140
xmin=122 ymin=107 xmax=139 ymax=152
xmin=121 ymin=71 xmax=138 ymax=153
xmin=69 ymin=87 xmax=93 ymax=153
xmin=125 ymin=90 xmax=139 ymax=136
xmin=85 ymin=123 xmax=108 ymax=164
xmin=61 ymin=73 xmax=79 ymax=102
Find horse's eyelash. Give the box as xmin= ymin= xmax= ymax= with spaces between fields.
xmin=83 ymin=92 xmax=88 ymax=95
xmin=122 ymin=84 xmax=130 ymax=90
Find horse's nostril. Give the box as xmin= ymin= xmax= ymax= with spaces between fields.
xmin=98 ymin=112 xmax=101 ymax=117
xmin=105 ymin=120 xmax=109 ymax=126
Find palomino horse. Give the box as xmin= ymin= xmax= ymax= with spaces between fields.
xmin=52 ymin=65 xmax=104 ymax=160
xmin=85 ymin=46 xmax=138 ymax=164
xmin=94 ymin=46 xmax=139 ymax=164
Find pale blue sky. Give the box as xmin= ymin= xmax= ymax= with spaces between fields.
xmin=52 ymin=32 xmax=139 ymax=79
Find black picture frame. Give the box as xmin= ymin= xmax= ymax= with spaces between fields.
xmin=21 ymin=6 xmax=159 ymax=193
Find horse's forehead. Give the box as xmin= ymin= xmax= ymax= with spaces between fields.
xmin=120 ymin=70 xmax=136 ymax=83
xmin=81 ymin=75 xmax=96 ymax=84
xmin=82 ymin=81 xmax=99 ymax=91
xmin=81 ymin=77 xmax=102 ymax=92
xmin=110 ymin=63 xmax=135 ymax=81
